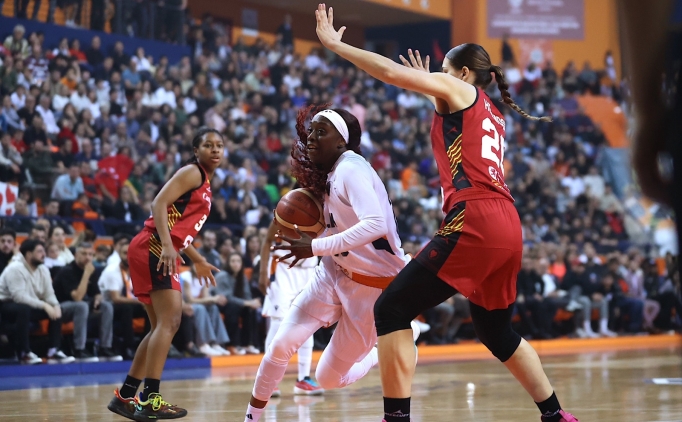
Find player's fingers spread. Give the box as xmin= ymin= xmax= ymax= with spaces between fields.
xmin=278 ymin=252 xmax=295 ymax=262
xmin=425 ymin=55 xmax=430 ymax=69
xmin=289 ymin=257 xmax=301 ymax=269
xmin=328 ymin=6 xmax=333 ymax=25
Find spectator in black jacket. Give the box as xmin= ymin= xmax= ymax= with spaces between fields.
xmin=515 ymin=258 xmax=557 ymax=339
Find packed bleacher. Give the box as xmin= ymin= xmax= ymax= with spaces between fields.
xmin=0 ymin=7 xmax=680 ymax=365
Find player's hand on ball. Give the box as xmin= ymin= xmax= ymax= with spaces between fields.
xmin=272 ymin=225 xmax=314 ymax=268
xmin=315 ymin=4 xmax=345 ymax=49
xmin=399 ymin=49 xmax=430 ymax=73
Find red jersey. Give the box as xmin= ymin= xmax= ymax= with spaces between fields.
xmin=431 ymin=87 xmax=514 ymax=212
xmin=143 ymin=163 xmax=211 ymax=251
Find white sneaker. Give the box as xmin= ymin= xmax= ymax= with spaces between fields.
xmin=47 ymin=350 xmax=75 ymax=364
xmin=243 ymin=345 xmax=260 ymax=355
xmin=211 ymin=344 xmax=231 ymax=356
xmin=413 ymin=320 xmax=430 ymax=334
xmin=600 ymin=329 xmax=617 ymax=338
xmin=271 ymin=388 xmax=281 ymax=398
xmin=199 ymin=344 xmax=222 ymax=356
xmin=21 ymin=351 xmax=42 ymax=365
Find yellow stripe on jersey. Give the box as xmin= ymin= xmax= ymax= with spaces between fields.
xmin=446 ymin=134 xmax=463 ymax=179
xmin=167 ymin=205 xmax=182 ymax=231
xmin=436 ymin=208 xmax=465 ymax=237
xmin=149 ymin=234 xmax=163 ymax=258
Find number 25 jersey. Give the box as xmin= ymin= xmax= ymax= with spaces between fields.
xmin=143 ymin=163 xmax=212 ymax=251
xmin=432 ymin=87 xmax=514 ymax=213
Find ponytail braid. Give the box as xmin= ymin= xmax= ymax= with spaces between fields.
xmin=489 ymin=65 xmax=552 ymax=122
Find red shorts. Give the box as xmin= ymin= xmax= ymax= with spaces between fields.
xmin=415 ymin=198 xmax=522 ymax=310
xmin=128 ymin=229 xmax=182 ymax=305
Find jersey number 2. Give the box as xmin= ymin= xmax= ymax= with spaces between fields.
xmin=481 ymin=117 xmax=505 ymax=173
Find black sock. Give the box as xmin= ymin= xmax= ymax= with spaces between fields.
xmin=384 ymin=397 xmax=410 ymax=422
xmin=141 ymin=378 xmax=161 ymax=402
xmin=120 ymin=375 xmax=142 ymax=399
xmin=536 ymin=392 xmax=562 ymax=421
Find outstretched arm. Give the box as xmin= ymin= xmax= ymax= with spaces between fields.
xmin=315 ymin=4 xmax=475 ymax=112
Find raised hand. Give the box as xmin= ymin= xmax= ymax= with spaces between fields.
xmin=315 ymin=3 xmax=346 ymax=49
xmin=399 ymin=49 xmax=430 ymax=73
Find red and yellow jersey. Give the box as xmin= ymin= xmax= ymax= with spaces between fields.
xmin=431 ymin=87 xmax=514 ymax=213
xmin=143 ymin=163 xmax=212 ymax=251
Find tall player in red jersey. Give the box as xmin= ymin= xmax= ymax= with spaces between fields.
xmin=107 ymin=127 xmax=222 ymax=421
xmin=315 ymin=5 xmax=578 ymax=422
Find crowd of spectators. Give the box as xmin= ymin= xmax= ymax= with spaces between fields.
xmin=0 ymin=12 xmax=679 ymax=364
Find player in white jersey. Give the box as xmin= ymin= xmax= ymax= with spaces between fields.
xmin=259 ymin=220 xmax=324 ymax=397
xmin=243 ymin=106 xmax=415 ymax=422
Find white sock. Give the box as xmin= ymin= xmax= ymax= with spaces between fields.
xmin=47 ymin=347 xmax=57 ymax=357
xmin=297 ymin=336 xmax=313 ymax=380
xmin=245 ymin=404 xmax=265 ymax=422
xmin=599 ymin=318 xmax=609 ymax=332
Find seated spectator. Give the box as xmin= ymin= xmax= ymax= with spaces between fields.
xmin=642 ymin=259 xmax=682 ymax=330
xmin=562 ymin=259 xmax=616 ymax=337
xmin=0 ymin=239 xmax=75 ymax=364
xmin=5 ymin=197 xmax=33 ymax=233
xmin=53 ymin=242 xmax=122 ymax=361
xmin=25 ymin=223 xmax=48 ymax=243
xmin=109 ymin=186 xmax=145 ymax=234
xmin=42 ymin=199 xmax=74 ymax=234
xmin=180 ymin=265 xmax=231 ymax=356
xmin=0 ymin=130 xmax=23 ymax=183
xmin=624 ymin=256 xmax=660 ymax=332
xmin=197 ymin=230 xmax=222 ymax=270
xmin=93 ymin=244 xmax=111 ymax=268
xmin=51 ymin=162 xmax=84 ymax=201
xmin=44 ymin=242 xmax=66 ymax=269
xmin=49 ymin=226 xmax=75 ymax=264
xmin=213 ymin=253 xmax=261 ymax=355
xmin=605 ymin=258 xmax=643 ymax=333
xmin=0 ymin=229 xmax=16 ymax=274
xmin=97 ymin=242 xmax=148 ymax=359
xmin=515 ymin=258 xmax=558 ymax=339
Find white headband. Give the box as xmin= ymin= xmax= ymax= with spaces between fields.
xmin=313 ymin=109 xmax=349 ymax=143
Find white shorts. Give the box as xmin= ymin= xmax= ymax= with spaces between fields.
xmin=262 ymin=256 xmax=317 ymax=319
xmin=291 ymin=256 xmax=383 ymax=363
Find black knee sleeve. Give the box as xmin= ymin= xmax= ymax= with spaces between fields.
xmin=470 ymin=301 xmax=522 ymax=362
xmin=374 ymin=289 xmax=414 ymax=337
xmin=374 ymin=259 xmax=458 ymax=337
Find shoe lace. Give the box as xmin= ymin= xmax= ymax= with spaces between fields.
xmin=146 ymin=393 xmax=172 ymax=411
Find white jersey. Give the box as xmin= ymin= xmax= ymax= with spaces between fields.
xmin=262 ymin=254 xmax=317 ymax=318
xmin=311 ymin=151 xmax=408 ymax=277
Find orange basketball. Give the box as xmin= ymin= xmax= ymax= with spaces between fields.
xmin=274 ymin=188 xmax=325 ymax=239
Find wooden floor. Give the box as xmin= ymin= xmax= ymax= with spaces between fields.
xmin=0 ymin=346 xmax=681 ymax=421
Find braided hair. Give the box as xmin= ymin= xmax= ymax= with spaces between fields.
xmin=445 ymin=44 xmax=551 ymax=122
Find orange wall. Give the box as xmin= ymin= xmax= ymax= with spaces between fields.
xmin=451 ymin=0 xmax=622 ymax=77
xmin=362 ymin=0 xmax=451 ymax=19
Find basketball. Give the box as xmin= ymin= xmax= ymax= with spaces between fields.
xmin=274 ymin=188 xmax=326 ymax=239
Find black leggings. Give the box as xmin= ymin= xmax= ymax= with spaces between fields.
xmin=374 ymin=259 xmax=522 ymax=362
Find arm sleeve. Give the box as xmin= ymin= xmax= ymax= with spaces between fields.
xmin=311 ymin=164 xmax=387 ymax=256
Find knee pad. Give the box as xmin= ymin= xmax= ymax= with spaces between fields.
xmin=470 ymin=303 xmax=521 ymax=362
xmin=315 ymin=362 xmax=344 ymax=390
xmin=374 ymin=291 xmax=413 ymax=337
xmin=267 ymin=334 xmax=299 ymax=366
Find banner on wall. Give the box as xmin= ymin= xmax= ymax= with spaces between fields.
xmin=487 ymin=0 xmax=584 ymax=40
xmin=0 ymin=182 xmax=18 ymax=216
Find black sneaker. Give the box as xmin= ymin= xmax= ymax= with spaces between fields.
xmin=73 ymin=349 xmax=99 ymax=362
xmin=107 ymin=388 xmax=136 ymax=420
xmin=99 ymin=348 xmax=123 ymax=362
xmin=133 ymin=392 xmax=187 ymax=420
